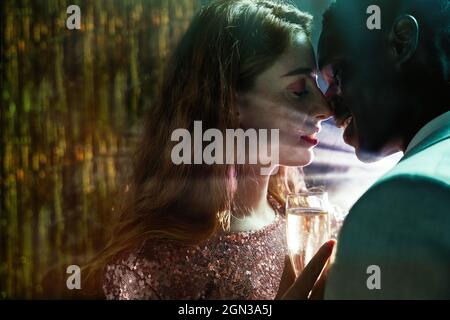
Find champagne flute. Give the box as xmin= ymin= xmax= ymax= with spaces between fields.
xmin=286 ymin=190 xmax=330 ymax=277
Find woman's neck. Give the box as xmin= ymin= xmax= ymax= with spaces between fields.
xmin=228 ymin=167 xmax=276 ymax=232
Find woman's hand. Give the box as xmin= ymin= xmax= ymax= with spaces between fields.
xmin=276 ymin=239 xmax=336 ymax=300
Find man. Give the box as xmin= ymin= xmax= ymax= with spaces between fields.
xmin=318 ymin=0 xmax=450 ymax=299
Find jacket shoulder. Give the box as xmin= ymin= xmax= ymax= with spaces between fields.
xmin=380 ymin=138 xmax=450 ymax=186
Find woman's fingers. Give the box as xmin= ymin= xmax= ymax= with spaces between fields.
xmin=309 ymin=255 xmax=332 ymax=300
xmin=275 ymin=256 xmax=296 ymax=299
xmin=282 ymin=239 xmax=336 ymax=300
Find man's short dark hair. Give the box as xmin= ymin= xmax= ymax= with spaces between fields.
xmin=323 ymin=0 xmax=449 ymax=79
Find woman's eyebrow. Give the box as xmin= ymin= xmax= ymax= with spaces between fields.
xmin=281 ymin=67 xmax=316 ymax=78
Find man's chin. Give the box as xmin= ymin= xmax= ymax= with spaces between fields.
xmin=355 ymin=148 xmax=384 ymax=163
xmin=354 ymin=140 xmax=394 ymax=163
xmin=344 ymin=130 xmax=382 ymax=163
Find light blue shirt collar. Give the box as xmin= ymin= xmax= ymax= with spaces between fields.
xmin=405 ymin=110 xmax=450 ymax=155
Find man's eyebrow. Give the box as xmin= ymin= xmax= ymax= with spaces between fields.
xmin=281 ymin=67 xmax=315 ymax=78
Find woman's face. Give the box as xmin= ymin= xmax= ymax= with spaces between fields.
xmin=238 ymin=33 xmax=332 ymax=168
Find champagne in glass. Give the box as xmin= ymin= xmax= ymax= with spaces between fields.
xmin=286 ymin=191 xmax=330 ymax=277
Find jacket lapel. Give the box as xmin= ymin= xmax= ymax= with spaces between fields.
xmin=401 ymin=123 xmax=450 ymax=162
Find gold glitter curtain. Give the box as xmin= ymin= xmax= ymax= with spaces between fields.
xmin=0 ymin=0 xmax=334 ymax=300
xmin=0 ymin=0 xmax=200 ymax=299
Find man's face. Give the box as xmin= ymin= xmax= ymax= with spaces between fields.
xmin=318 ymin=27 xmax=407 ymax=162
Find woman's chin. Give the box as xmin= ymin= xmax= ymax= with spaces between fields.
xmin=279 ymin=149 xmax=313 ymax=167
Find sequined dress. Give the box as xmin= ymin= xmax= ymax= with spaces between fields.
xmin=103 ymin=198 xmax=287 ymax=300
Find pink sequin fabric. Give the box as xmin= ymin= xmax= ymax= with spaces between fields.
xmin=103 ymin=197 xmax=287 ymax=300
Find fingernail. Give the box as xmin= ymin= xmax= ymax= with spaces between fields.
xmin=327 ymin=239 xmax=337 ymax=248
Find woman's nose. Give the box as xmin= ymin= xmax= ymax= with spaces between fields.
xmin=311 ymin=84 xmax=333 ymax=121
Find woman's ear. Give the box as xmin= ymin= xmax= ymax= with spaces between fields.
xmin=389 ymin=14 xmax=419 ymax=67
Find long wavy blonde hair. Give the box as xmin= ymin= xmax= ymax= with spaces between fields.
xmin=83 ymin=0 xmax=312 ymax=297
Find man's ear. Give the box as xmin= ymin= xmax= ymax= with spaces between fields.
xmin=389 ymin=15 xmax=419 ymax=66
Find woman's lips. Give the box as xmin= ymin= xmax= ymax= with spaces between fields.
xmin=300 ymin=134 xmax=319 ymax=146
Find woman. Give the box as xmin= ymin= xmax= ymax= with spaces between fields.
xmin=85 ymin=0 xmax=334 ymax=299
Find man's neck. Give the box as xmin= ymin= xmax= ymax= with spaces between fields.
xmin=400 ymin=105 xmax=450 ymax=152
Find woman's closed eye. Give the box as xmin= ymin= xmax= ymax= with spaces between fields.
xmin=294 ymin=89 xmax=309 ymax=98
xmin=287 ymin=78 xmax=309 ymax=98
